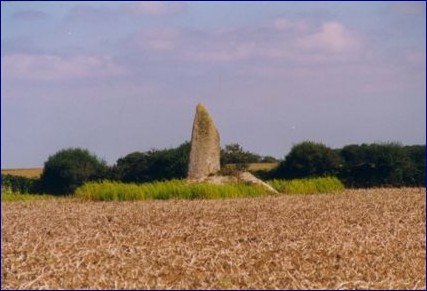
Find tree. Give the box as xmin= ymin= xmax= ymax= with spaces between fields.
xmin=40 ymin=148 xmax=108 ymax=195
xmin=370 ymin=143 xmax=410 ymax=186
xmin=339 ymin=144 xmax=375 ymax=187
xmin=339 ymin=143 xmax=415 ymax=187
xmin=276 ymin=141 xmax=342 ymax=179
xmin=113 ymin=142 xmax=191 ymax=183
xmin=220 ymin=143 xmax=261 ymax=166
xmin=112 ymin=152 xmax=152 ymax=183
xmin=403 ymin=145 xmax=426 ymax=186
xmin=145 ymin=142 xmax=191 ymax=181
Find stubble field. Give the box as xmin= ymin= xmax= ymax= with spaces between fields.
xmin=2 ymin=188 xmax=425 ymax=289
xmin=1 ymin=168 xmax=43 ymax=178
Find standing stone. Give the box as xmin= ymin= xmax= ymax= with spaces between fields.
xmin=187 ymin=103 xmax=221 ymax=180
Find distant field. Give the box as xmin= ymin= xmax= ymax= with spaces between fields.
xmin=212 ymin=163 xmax=279 ymax=172
xmin=1 ymin=168 xmax=43 ymax=178
xmin=247 ymin=162 xmax=279 ymax=171
xmin=2 ymin=188 xmax=425 ymax=289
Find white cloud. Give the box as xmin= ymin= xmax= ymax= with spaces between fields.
xmin=2 ymin=54 xmax=125 ymax=81
xmin=295 ymin=22 xmax=361 ymax=53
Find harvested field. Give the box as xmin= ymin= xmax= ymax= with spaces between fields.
xmin=1 ymin=168 xmax=43 ymax=178
xmin=247 ymin=162 xmax=279 ymax=171
xmin=2 ymin=188 xmax=425 ymax=289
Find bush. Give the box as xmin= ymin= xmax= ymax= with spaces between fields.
xmin=268 ymin=177 xmax=345 ymax=194
xmin=40 ymin=148 xmax=108 ymax=195
xmin=275 ymin=141 xmax=425 ymax=188
xmin=403 ymin=145 xmax=426 ymax=186
xmin=275 ymin=141 xmax=342 ymax=179
xmin=220 ymin=143 xmax=261 ymax=166
xmin=339 ymin=143 xmax=424 ymax=188
xmin=112 ymin=142 xmax=191 ymax=183
xmin=112 ymin=142 xmax=282 ymax=184
xmin=1 ymin=186 xmax=56 ymax=202
xmin=75 ymin=180 xmax=268 ymax=201
xmin=1 ymin=174 xmax=39 ymax=193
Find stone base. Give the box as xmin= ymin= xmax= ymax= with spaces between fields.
xmin=187 ymin=171 xmax=278 ymax=193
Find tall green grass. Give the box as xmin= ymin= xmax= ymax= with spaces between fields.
xmin=75 ymin=177 xmax=345 ymax=202
xmin=268 ymin=177 xmax=344 ymax=194
xmin=75 ymin=180 xmax=270 ymax=201
xmin=1 ymin=186 xmax=56 ymax=202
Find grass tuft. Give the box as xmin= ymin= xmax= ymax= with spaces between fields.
xmin=268 ymin=176 xmax=344 ymax=194
xmin=1 ymin=187 xmax=56 ymax=202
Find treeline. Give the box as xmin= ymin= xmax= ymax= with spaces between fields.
xmin=265 ymin=142 xmax=425 ymax=188
xmin=2 ymin=142 xmax=274 ymax=195
xmin=1 ymin=174 xmax=39 ymax=194
xmin=1 ymin=141 xmax=424 ymax=195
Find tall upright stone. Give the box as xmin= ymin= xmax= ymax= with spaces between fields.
xmin=187 ymin=103 xmax=221 ymax=180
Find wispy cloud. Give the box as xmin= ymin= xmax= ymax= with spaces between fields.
xmin=273 ymin=17 xmax=309 ymax=33
xmin=133 ymin=27 xmax=182 ymax=51
xmin=2 ymin=54 xmax=125 ymax=81
xmin=125 ymin=19 xmax=363 ymax=64
xmin=63 ymin=2 xmax=186 ymax=24
xmin=11 ymin=10 xmax=49 ymax=21
xmin=123 ymin=19 xmax=362 ymax=61
xmin=390 ymin=2 xmax=426 ymax=15
xmin=295 ymin=22 xmax=361 ymax=53
xmin=124 ymin=1 xmax=187 ymax=17
xmin=404 ymin=48 xmax=426 ymax=68
xmin=64 ymin=5 xmax=119 ymax=23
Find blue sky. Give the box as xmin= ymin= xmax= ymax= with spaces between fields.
xmin=1 ymin=1 xmax=426 ymax=168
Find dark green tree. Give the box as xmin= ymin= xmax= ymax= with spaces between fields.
xmin=339 ymin=144 xmax=374 ymax=187
xmin=276 ymin=141 xmax=342 ymax=179
xmin=403 ymin=145 xmax=426 ymax=186
xmin=40 ymin=148 xmax=108 ymax=195
xmin=339 ymin=143 xmax=417 ymax=187
xmin=367 ymin=143 xmax=410 ymax=187
xmin=113 ymin=142 xmax=191 ymax=183
xmin=112 ymin=152 xmax=151 ymax=183
xmin=1 ymin=174 xmax=39 ymax=194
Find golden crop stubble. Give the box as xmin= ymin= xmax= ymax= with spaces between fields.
xmin=1 ymin=188 xmax=425 ymax=289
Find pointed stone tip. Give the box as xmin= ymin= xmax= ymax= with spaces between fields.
xmin=196 ymin=103 xmax=207 ymax=111
xmin=195 ymin=103 xmax=210 ymax=117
